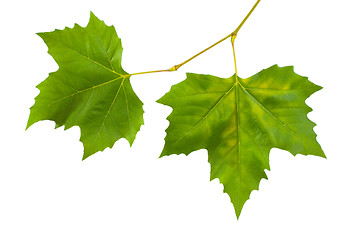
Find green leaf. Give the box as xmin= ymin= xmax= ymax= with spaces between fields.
xmin=27 ymin=12 xmax=144 ymax=159
xmin=157 ymin=65 xmax=325 ymax=218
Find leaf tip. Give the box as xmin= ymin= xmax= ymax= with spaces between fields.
xmin=318 ymin=148 xmax=327 ymax=159
xmin=236 ymin=213 xmax=241 ymax=220
xmin=156 ymin=97 xmax=164 ymax=105
xmin=158 ymin=150 xmax=166 ymax=158
xmin=314 ymin=83 xmax=323 ymax=93
xmin=25 ymin=121 xmax=32 ymax=131
xmin=156 ymin=93 xmax=169 ymax=105
xmin=158 ymin=144 xmax=172 ymax=158
xmin=235 ymin=206 xmax=242 ymax=220
xmin=88 ymin=11 xmax=100 ymax=26
xmin=89 ymin=11 xmax=103 ymax=25
xmin=25 ymin=114 xmax=37 ymax=131
xmin=127 ymin=136 xmax=136 ymax=148
xmin=82 ymin=151 xmax=90 ymax=161
xmin=89 ymin=11 xmax=97 ymax=19
xmin=36 ymin=32 xmax=46 ymax=40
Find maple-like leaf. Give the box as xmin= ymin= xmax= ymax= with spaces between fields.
xmin=27 ymin=12 xmax=144 ymax=159
xmin=157 ymin=65 xmax=325 ymax=218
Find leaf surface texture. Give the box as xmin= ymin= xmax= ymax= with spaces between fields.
xmin=158 ymin=65 xmax=325 ymax=218
xmin=27 ymin=12 xmax=144 ymax=159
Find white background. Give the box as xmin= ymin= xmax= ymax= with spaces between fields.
xmin=1 ymin=0 xmax=347 ymax=239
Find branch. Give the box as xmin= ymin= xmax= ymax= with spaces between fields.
xmin=129 ymin=0 xmax=262 ymax=77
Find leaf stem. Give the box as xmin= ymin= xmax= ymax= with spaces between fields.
xmin=129 ymin=68 xmax=175 ymax=76
xmin=233 ymin=0 xmax=261 ymax=37
xmin=231 ymin=40 xmax=238 ymax=83
xmin=128 ymin=34 xmax=233 ymax=76
xmin=129 ymin=0 xmax=261 ymax=77
xmin=173 ymin=34 xmax=233 ymax=71
xmin=231 ymin=0 xmax=261 ymax=82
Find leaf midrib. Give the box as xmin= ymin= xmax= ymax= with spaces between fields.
xmin=167 ymin=82 xmax=237 ymax=150
xmin=90 ymin=19 xmax=116 ymax=72
xmin=44 ymin=34 xmax=122 ymax=76
xmin=41 ymin=75 xmax=124 ymax=110
xmin=169 ymin=78 xmax=296 ymax=147
xmin=95 ymin=77 xmax=127 ymax=142
xmin=238 ymin=83 xmax=294 ymax=134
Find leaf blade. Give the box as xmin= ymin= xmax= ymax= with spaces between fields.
xmin=27 ymin=12 xmax=144 ymax=159
xmin=158 ymin=64 xmax=325 ymax=218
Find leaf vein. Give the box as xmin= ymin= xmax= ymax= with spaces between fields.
xmin=95 ymin=77 xmax=126 ymax=142
xmin=239 ymin=83 xmax=294 ymax=134
xmin=42 ymin=76 xmax=123 ymax=110
xmin=169 ymin=84 xmax=236 ymax=150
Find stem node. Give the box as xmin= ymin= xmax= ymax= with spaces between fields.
xmin=129 ymin=0 xmax=261 ymax=77
xmin=231 ymin=32 xmax=237 ymax=43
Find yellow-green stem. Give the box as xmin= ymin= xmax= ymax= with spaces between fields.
xmin=230 ymin=0 xmax=261 ymax=82
xmin=231 ymin=40 xmax=238 ymax=83
xmin=129 ymin=0 xmax=262 ymax=77
xmin=129 ymin=68 xmax=175 ymax=76
xmin=233 ymin=0 xmax=261 ymax=36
